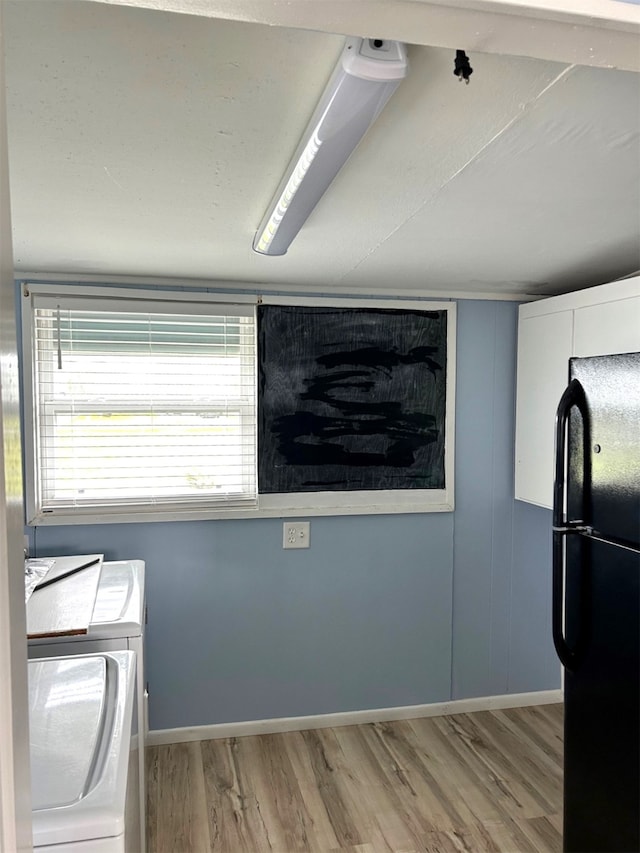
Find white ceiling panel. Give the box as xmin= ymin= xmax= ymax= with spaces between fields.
xmin=4 ymin=0 xmax=640 ymax=297
xmin=342 ymin=64 xmax=640 ymax=294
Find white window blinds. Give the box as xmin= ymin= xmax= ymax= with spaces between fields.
xmin=27 ymin=294 xmax=256 ymax=518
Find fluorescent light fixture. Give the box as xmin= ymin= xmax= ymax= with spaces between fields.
xmin=253 ymin=37 xmax=408 ymax=256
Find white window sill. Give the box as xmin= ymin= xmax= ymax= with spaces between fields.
xmin=28 ymin=492 xmax=454 ymax=525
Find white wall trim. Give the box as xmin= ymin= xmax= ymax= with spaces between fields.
xmin=17 ymin=273 xmax=530 ymax=303
xmin=147 ymin=689 xmax=563 ymax=746
xmin=23 ymin=280 xmax=258 ymax=306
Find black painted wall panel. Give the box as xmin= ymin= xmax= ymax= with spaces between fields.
xmin=258 ymin=305 xmax=447 ymax=493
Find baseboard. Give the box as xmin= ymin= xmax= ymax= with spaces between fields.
xmin=147 ymin=688 xmax=563 ymax=746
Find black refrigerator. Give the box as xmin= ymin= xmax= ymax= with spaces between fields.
xmin=553 ymin=352 xmax=640 ymax=853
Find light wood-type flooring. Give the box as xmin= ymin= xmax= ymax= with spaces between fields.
xmin=146 ymin=703 xmax=563 ymax=853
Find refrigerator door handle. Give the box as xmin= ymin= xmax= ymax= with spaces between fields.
xmin=553 ymin=378 xmax=589 ymax=530
xmin=553 ymin=378 xmax=589 ymax=670
xmin=552 ymin=529 xmax=578 ymax=669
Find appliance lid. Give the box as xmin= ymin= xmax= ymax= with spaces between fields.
xmin=89 ymin=559 xmax=145 ymax=638
xmin=29 ymin=651 xmax=136 ymax=847
xmin=30 ymin=656 xmax=107 ymax=810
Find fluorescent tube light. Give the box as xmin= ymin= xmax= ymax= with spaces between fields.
xmin=253 ymin=37 xmax=408 ymax=256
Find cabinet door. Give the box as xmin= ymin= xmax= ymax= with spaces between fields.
xmin=515 ymin=311 xmax=573 ymax=508
xmin=574 ymin=296 xmax=640 ymax=357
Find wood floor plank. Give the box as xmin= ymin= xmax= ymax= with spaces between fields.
xmin=310 ymin=726 xmax=396 ymax=851
xmin=426 ymin=717 xmax=549 ymax=851
xmin=436 ymin=713 xmax=556 ymax=817
xmin=495 ymin=708 xmax=563 ymax=772
xmin=299 ymin=728 xmax=367 ymax=849
xmin=470 ymin=712 xmax=561 ymax=805
xmin=200 ymin=736 xmax=272 ymax=852
xmin=365 ymin=719 xmax=485 ymax=832
xmin=547 ymin=810 xmax=563 ymax=835
xmin=417 ymin=715 xmax=533 ymax=824
xmin=147 ymin=703 xmax=564 ymax=852
xmin=145 ymin=745 xmax=160 ymax=853
xmin=398 ymin=717 xmax=505 ymax=826
xmin=258 ymin=732 xmax=323 ymax=852
xmin=150 ymin=742 xmax=210 ymax=853
xmin=479 ymin=818 xmax=540 ymax=853
xmin=336 ymin=726 xmax=433 ymax=836
xmin=335 ymin=723 xmax=434 ymax=845
xmin=422 ymin=826 xmax=498 ymax=852
xmin=234 ymin=732 xmax=312 ymax=852
xmin=524 ymin=815 xmax=562 ymax=851
xmin=510 ymin=705 xmax=564 ymax=760
xmin=474 ymin=711 xmax=561 ymax=792
xmin=282 ymin=731 xmax=343 ymax=851
xmin=327 ymin=846 xmax=378 ymax=853
xmin=539 ymin=703 xmax=563 ymax=724
xmin=457 ymin=820 xmax=506 ymax=852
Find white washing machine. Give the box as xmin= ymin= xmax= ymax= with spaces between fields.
xmin=29 ymin=651 xmax=139 ymax=852
xmin=28 ymin=559 xmax=147 ymax=853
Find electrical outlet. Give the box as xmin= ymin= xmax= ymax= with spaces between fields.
xmin=283 ymin=521 xmax=310 ymax=549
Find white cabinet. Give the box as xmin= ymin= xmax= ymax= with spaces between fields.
xmin=515 ymin=276 xmax=640 ymax=509
xmin=515 ymin=311 xmax=573 ymax=508
xmin=573 ymin=296 xmax=640 ymax=357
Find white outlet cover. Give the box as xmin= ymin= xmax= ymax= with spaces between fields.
xmin=283 ymin=521 xmax=310 ymax=549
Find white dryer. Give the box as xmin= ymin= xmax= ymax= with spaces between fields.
xmin=28 ymin=559 xmax=147 ymax=853
xmin=29 ymin=651 xmax=139 ymax=852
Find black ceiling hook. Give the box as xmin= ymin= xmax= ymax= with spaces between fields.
xmin=453 ymin=50 xmax=473 ymax=84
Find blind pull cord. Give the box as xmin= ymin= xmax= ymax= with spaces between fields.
xmin=56 ymin=306 xmax=63 ymax=369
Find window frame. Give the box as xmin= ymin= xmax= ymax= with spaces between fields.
xmin=22 ymin=284 xmax=456 ymax=525
xmin=22 ymin=283 xmax=258 ymax=525
xmin=257 ymin=295 xmax=456 ymax=518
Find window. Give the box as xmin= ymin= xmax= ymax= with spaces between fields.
xmin=23 ymin=286 xmax=455 ymax=524
xmin=23 ymin=286 xmax=256 ymax=523
xmin=256 ymin=296 xmax=456 ymax=517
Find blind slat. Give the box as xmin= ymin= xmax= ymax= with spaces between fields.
xmin=33 ymin=301 xmax=257 ymax=511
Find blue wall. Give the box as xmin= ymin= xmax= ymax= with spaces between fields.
xmin=452 ymin=301 xmax=556 ymax=698
xmin=28 ymin=299 xmax=559 ymax=731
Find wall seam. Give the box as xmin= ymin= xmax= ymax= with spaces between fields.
xmin=506 ymin=308 xmax=517 ymax=693
xmin=489 ymin=305 xmax=498 ymax=695
xmin=449 ymin=512 xmax=456 ymax=701
xmin=449 ymin=301 xmax=459 ymax=702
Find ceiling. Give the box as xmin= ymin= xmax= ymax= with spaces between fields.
xmin=3 ymin=0 xmax=640 ymax=299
